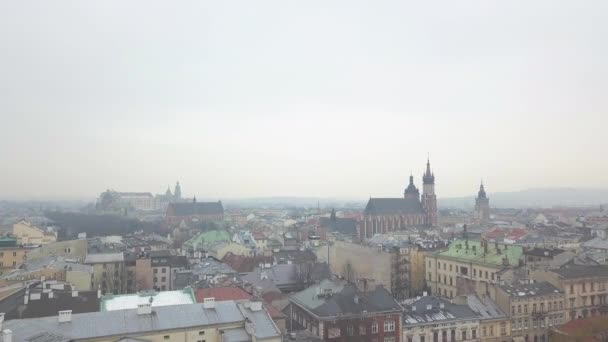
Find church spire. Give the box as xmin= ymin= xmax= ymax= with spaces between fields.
xmin=423 ymin=156 xmax=435 ymax=185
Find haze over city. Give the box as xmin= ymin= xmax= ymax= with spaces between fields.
xmin=1 ymin=0 xmax=607 ymax=200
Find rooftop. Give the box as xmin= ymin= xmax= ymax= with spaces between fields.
xmin=498 ymin=281 xmax=562 ymax=298
xmin=403 ymin=296 xmax=478 ymax=326
xmin=553 ymin=264 xmax=608 ymax=279
xmin=3 ymin=301 xmax=280 ymax=342
xmin=290 ymin=279 xmax=402 ymax=318
xmin=434 ymin=239 xmax=523 ymax=268
xmin=84 ymin=252 xmax=124 ymax=264
xmin=524 ymin=247 xmax=566 ymax=258
xmin=100 ymin=288 xmax=196 ymax=311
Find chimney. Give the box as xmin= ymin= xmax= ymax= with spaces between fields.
xmin=137 ymin=303 xmax=152 ymax=315
xmin=48 ymin=292 xmax=54 ymax=299
xmin=439 ymin=303 xmax=445 ymax=309
xmin=2 ymin=329 xmax=11 ymax=342
xmin=97 ymin=288 xmax=102 ymax=299
xmin=354 ymin=295 xmax=359 ymax=305
xmin=411 ymin=306 xmax=416 ymax=311
xmin=423 ymin=291 xmax=428 ymax=297
xmin=0 ymin=313 xmax=4 ymax=330
xmin=72 ymin=291 xmax=78 ymax=297
xmin=203 ymin=297 xmax=216 ymax=309
xmin=426 ymin=304 xmax=432 ymax=310
xmin=58 ymin=310 xmax=72 ymax=323
xmin=24 ymin=294 xmax=29 ymax=305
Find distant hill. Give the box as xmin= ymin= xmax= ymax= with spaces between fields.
xmin=439 ymin=188 xmax=608 ymax=209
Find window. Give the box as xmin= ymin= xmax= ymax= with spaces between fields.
xmin=384 ymin=320 xmax=395 ymax=332
xmin=12 ymin=252 xmax=16 ymax=257
xmin=583 ymin=283 xmax=587 ymax=292
xmin=429 ymin=260 xmax=432 ymax=267
xmin=591 ymin=282 xmax=595 ymax=291
xmin=328 ymin=327 xmax=341 ymax=338
xmin=451 ymin=329 xmax=456 ymax=341
xmin=407 ymin=337 xmax=413 ymax=342
xmin=532 ymin=303 xmax=537 ymax=313
xmin=0 ymin=252 xmax=3 ymax=257
xmin=449 ymin=277 xmax=453 ymax=286
xmin=482 ymin=327 xmax=487 ymax=337
xmin=512 ymin=305 xmax=515 ymax=315
xmin=472 ymin=329 xmax=476 ymax=339
xmin=461 ymin=330 xmax=466 ymax=340
xmin=153 ymin=277 xmax=158 ymax=282
xmin=524 ymin=304 xmax=528 ymax=314
xmin=12 ymin=261 xmax=16 ymax=267
xmin=154 ymin=269 xmax=158 ymax=274
xmin=518 ymin=305 xmax=522 ymax=314
xmin=347 ymin=325 xmax=354 ymax=336
xmin=449 ymin=264 xmax=452 ymax=271
xmin=372 ymin=322 xmax=378 ymax=334
xmin=164 ymin=336 xmax=170 ymax=340
xmin=500 ymin=323 xmax=506 ymax=335
xmin=384 ymin=338 xmax=395 ymax=342
xmin=433 ymin=331 xmax=438 ymax=342
xmin=485 ymin=271 xmax=488 ymax=279
xmin=490 ymin=325 xmax=494 ymax=336
xmin=428 ymin=272 xmax=432 ymax=281
xmin=533 ymin=318 xmax=537 ymax=328
xmin=162 ymin=268 xmax=167 ymax=273
xmin=559 ymin=301 xmax=563 ymax=309
xmin=420 ymin=336 xmax=425 ymax=342
xmin=473 ymin=269 xmax=477 ymax=277
xmin=161 ymin=276 xmax=166 ymax=282
xmin=198 ymin=331 xmax=205 ymax=336
xmin=570 ymin=284 xmax=574 ymax=294
xmin=359 ymin=325 xmax=366 ymax=335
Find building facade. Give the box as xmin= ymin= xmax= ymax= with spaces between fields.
xmin=12 ymin=220 xmax=57 ymax=245
xmin=426 ymin=237 xmax=524 ymax=298
xmin=359 ymin=159 xmax=438 ymax=240
xmin=165 ymin=200 xmax=225 ymax=227
xmin=494 ymin=282 xmax=566 ymax=342
xmin=289 ymin=279 xmax=403 ymax=342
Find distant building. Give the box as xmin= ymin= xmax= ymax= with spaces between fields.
xmin=165 ymin=199 xmax=224 ymax=227
xmin=475 ymin=182 xmax=490 ymax=223
xmin=288 ymin=279 xmax=403 ymax=342
xmin=359 ymin=159 xmax=438 ymax=240
xmin=84 ymin=252 xmax=127 ymax=295
xmin=12 ymin=220 xmax=57 ymax=245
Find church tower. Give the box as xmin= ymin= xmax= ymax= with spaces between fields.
xmin=404 ymin=174 xmax=420 ymax=201
xmin=174 ymin=181 xmax=182 ymax=200
xmin=421 ymin=158 xmax=438 ymax=226
xmin=475 ymin=181 xmax=490 ymax=223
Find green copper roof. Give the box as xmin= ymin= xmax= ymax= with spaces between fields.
xmin=434 ymin=239 xmax=523 ymax=268
xmin=183 ymin=230 xmax=231 ymax=249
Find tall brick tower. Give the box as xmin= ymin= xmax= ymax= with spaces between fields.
xmin=421 ymin=158 xmax=438 ymax=226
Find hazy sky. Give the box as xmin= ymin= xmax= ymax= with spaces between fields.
xmin=1 ymin=1 xmax=607 ymax=200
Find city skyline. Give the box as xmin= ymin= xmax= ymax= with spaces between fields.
xmin=1 ymin=0 xmax=607 ymax=200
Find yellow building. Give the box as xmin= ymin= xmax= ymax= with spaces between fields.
xmin=494 ymin=282 xmax=565 ymax=342
xmin=530 ymin=264 xmax=608 ymax=321
xmin=12 ymin=220 xmax=57 ymax=245
xmin=0 ymin=246 xmax=28 ymax=275
xmin=426 ymin=238 xmax=524 ymax=298
xmin=26 ymin=239 xmax=88 ymax=261
xmin=2 ymin=300 xmax=282 ymax=342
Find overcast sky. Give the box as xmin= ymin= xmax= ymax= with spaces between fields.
xmin=1 ymin=0 xmax=607 ymax=201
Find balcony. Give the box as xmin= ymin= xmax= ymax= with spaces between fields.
xmin=531 ymin=311 xmax=546 ymax=317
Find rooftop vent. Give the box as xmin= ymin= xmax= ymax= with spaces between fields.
xmin=2 ymin=329 xmax=12 ymax=342
xmin=411 ymin=306 xmax=416 ymax=311
xmin=426 ymin=304 xmax=432 ymax=310
xmin=203 ymin=297 xmax=216 ymax=309
xmin=137 ymin=303 xmax=152 ymax=315
xmin=439 ymin=303 xmax=445 ymax=309
xmin=58 ymin=310 xmax=72 ymax=323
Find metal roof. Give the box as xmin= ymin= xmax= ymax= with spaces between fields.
xmin=4 ymin=301 xmax=280 ymax=342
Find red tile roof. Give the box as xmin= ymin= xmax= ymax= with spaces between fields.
xmin=195 ymin=287 xmax=251 ymax=303
xmin=222 ymin=252 xmax=273 ymax=273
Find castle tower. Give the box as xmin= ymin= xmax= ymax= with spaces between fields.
xmin=475 ymin=181 xmax=490 ymax=223
xmin=421 ymin=158 xmax=438 ymax=227
xmin=174 ymin=181 xmax=182 ymax=200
